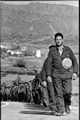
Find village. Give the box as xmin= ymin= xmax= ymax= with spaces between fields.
xmin=0 ymin=43 xmax=35 ymax=57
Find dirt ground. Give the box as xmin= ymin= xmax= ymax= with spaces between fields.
xmin=1 ymin=101 xmax=79 ymax=120
xmin=1 ymin=77 xmax=79 ymax=120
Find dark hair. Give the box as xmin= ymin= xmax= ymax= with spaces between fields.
xmin=54 ymin=33 xmax=63 ymax=39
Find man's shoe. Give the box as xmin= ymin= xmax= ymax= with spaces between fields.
xmin=55 ymin=112 xmax=63 ymax=116
xmin=65 ymin=105 xmax=71 ymax=114
xmin=51 ymin=111 xmax=63 ymax=116
xmin=51 ymin=110 xmax=56 ymax=115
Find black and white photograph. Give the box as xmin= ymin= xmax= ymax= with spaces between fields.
xmin=1 ymin=1 xmax=79 ymax=120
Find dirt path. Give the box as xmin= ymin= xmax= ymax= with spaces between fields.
xmin=1 ymin=102 xmax=9 ymax=108
xmin=1 ymin=102 xmax=79 ymax=120
xmin=1 ymin=77 xmax=79 ymax=120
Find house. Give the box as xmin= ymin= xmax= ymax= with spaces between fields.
xmin=7 ymin=50 xmax=15 ymax=55
xmin=0 ymin=45 xmax=7 ymax=49
xmin=21 ymin=47 xmax=26 ymax=52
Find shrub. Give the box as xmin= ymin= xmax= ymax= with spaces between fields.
xmin=24 ymin=46 xmax=35 ymax=56
xmin=11 ymin=43 xmax=20 ymax=50
xmin=14 ymin=58 xmax=26 ymax=68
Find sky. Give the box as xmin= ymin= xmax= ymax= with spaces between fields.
xmin=1 ymin=1 xmax=79 ymax=7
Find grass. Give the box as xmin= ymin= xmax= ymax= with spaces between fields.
xmin=1 ymin=40 xmax=79 ymax=86
xmin=1 ymin=74 xmax=35 ymax=85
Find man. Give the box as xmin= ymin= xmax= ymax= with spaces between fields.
xmin=32 ymin=58 xmax=56 ymax=109
xmin=46 ymin=33 xmax=78 ymax=116
xmin=40 ymin=58 xmax=56 ymax=109
xmin=32 ymin=75 xmax=42 ymax=105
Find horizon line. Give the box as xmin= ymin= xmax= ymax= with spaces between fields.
xmin=0 ymin=1 xmax=79 ymax=7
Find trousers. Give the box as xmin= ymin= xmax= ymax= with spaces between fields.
xmin=41 ymin=82 xmax=57 ymax=111
xmin=41 ymin=86 xmax=49 ymax=107
xmin=47 ymin=82 xmax=57 ymax=111
xmin=52 ymin=75 xmax=72 ymax=113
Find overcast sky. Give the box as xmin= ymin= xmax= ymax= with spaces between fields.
xmin=1 ymin=1 xmax=79 ymax=7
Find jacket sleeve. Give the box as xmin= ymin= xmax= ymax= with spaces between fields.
xmin=40 ymin=66 xmax=47 ymax=82
xmin=69 ymin=48 xmax=78 ymax=74
xmin=46 ymin=50 xmax=53 ymax=76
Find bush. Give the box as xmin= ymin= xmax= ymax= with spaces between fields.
xmin=24 ymin=46 xmax=35 ymax=56
xmin=11 ymin=43 xmax=20 ymax=50
xmin=14 ymin=58 xmax=26 ymax=68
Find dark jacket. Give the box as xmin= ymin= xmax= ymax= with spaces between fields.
xmin=46 ymin=45 xmax=78 ymax=78
xmin=40 ymin=58 xmax=52 ymax=81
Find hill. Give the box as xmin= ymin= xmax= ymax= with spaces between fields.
xmin=1 ymin=2 xmax=79 ymax=42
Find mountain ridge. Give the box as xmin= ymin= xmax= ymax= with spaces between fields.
xmin=1 ymin=2 xmax=78 ymax=42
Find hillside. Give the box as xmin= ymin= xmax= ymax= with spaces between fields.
xmin=1 ymin=2 xmax=79 ymax=42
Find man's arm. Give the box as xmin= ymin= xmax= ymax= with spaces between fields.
xmin=69 ymin=48 xmax=79 ymax=80
xmin=46 ymin=50 xmax=53 ymax=76
xmin=46 ymin=50 xmax=53 ymax=82
xmin=69 ymin=48 xmax=78 ymax=74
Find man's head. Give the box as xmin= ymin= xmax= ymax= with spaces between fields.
xmin=54 ymin=33 xmax=64 ymax=47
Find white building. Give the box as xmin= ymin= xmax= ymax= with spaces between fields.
xmin=0 ymin=45 xmax=7 ymax=49
xmin=36 ymin=49 xmax=41 ymax=57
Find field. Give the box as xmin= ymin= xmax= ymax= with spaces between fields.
xmin=1 ymin=39 xmax=79 ymax=85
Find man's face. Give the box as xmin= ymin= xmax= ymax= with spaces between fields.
xmin=55 ymin=36 xmax=63 ymax=47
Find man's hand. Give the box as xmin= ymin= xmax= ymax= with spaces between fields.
xmin=72 ymin=73 xmax=77 ymax=80
xmin=47 ymin=76 xmax=52 ymax=82
xmin=41 ymin=81 xmax=47 ymax=87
